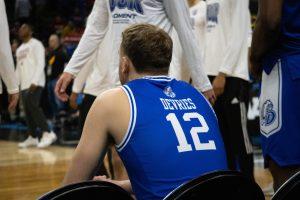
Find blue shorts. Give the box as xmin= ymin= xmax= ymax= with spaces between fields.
xmin=260 ymin=54 xmax=300 ymax=167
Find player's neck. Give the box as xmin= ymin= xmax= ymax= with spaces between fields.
xmin=128 ymin=72 xmax=168 ymax=81
xmin=187 ymin=0 xmax=200 ymax=7
xmin=22 ymin=36 xmax=32 ymax=43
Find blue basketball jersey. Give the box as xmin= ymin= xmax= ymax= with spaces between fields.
xmin=116 ymin=76 xmax=227 ymax=200
xmin=280 ymin=1 xmax=300 ymax=52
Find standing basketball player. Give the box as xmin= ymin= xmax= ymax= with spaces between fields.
xmin=171 ymin=0 xmax=254 ymax=178
xmin=63 ymin=24 xmax=227 ymax=200
xmin=251 ymin=0 xmax=300 ymax=191
xmin=169 ymin=0 xmax=207 ymax=83
xmin=205 ymin=0 xmax=254 ymax=179
xmin=55 ymin=0 xmax=215 ymax=104
xmin=0 ymin=0 xmax=19 ymax=112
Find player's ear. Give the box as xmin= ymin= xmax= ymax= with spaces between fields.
xmin=121 ymin=56 xmax=130 ymax=74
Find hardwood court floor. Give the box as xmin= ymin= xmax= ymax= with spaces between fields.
xmin=0 ymin=140 xmax=273 ymax=200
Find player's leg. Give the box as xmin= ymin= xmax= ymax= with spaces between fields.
xmin=269 ymin=159 xmax=300 ymax=191
xmin=209 ymin=76 xmax=233 ymax=169
xmin=27 ymin=87 xmax=50 ymax=133
xmin=225 ymin=78 xmax=254 ymax=179
xmin=18 ymin=90 xmax=39 ymax=147
xmin=79 ymin=94 xmax=96 ymax=131
xmin=26 ymin=87 xmax=57 ymax=148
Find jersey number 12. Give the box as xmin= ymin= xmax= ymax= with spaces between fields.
xmin=166 ymin=112 xmax=216 ymax=153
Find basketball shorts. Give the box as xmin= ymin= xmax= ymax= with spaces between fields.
xmin=260 ymin=55 xmax=300 ymax=167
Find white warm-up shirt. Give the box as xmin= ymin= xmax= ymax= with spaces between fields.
xmin=205 ymin=0 xmax=251 ymax=81
xmin=0 ymin=0 xmax=19 ymax=94
xmin=16 ymin=38 xmax=46 ymax=90
xmin=65 ymin=0 xmax=212 ymax=93
xmin=169 ymin=1 xmax=207 ymax=82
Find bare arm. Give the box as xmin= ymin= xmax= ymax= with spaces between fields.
xmin=250 ymin=0 xmax=284 ymax=77
xmin=0 ymin=1 xmax=19 ymax=94
xmin=63 ymin=88 xmax=129 ymax=185
xmin=63 ymin=95 xmax=110 ymax=185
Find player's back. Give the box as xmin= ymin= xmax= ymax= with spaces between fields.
xmin=279 ymin=0 xmax=300 ymax=54
xmin=117 ymin=76 xmax=227 ymax=200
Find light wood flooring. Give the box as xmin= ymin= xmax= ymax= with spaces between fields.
xmin=0 ymin=140 xmax=273 ymax=199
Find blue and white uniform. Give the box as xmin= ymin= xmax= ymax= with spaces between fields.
xmin=260 ymin=0 xmax=300 ymax=167
xmin=117 ymin=76 xmax=227 ymax=200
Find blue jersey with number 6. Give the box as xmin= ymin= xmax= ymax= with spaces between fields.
xmin=116 ymin=76 xmax=227 ymax=200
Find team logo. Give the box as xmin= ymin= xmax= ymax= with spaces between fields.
xmin=207 ymin=3 xmax=219 ymax=24
xmin=164 ymin=86 xmax=176 ymax=98
xmin=110 ymin=0 xmax=144 ymax=14
xmin=261 ymin=100 xmax=276 ymax=127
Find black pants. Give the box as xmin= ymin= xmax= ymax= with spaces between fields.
xmin=79 ymin=94 xmax=96 ymax=131
xmin=210 ymin=76 xmax=254 ymax=179
xmin=21 ymin=87 xmax=50 ymax=137
xmin=79 ymin=94 xmax=108 ymax=177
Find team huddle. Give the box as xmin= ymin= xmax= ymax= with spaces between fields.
xmin=0 ymin=0 xmax=299 ymax=199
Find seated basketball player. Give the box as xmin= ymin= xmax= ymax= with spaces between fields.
xmin=63 ymin=24 xmax=228 ymax=200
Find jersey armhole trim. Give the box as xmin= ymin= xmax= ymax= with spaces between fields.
xmin=116 ymin=85 xmax=137 ymax=152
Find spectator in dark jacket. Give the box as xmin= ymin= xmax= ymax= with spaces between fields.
xmin=46 ymin=34 xmax=68 ymax=120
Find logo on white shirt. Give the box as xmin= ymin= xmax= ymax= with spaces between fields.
xmin=110 ymin=0 xmax=144 ymax=14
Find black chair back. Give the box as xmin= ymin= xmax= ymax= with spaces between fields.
xmin=38 ymin=181 xmax=134 ymax=200
xmin=272 ymin=171 xmax=300 ymax=200
xmin=164 ymin=171 xmax=265 ymax=200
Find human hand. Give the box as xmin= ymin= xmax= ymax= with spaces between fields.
xmin=8 ymin=93 xmax=19 ymax=112
xmin=202 ymin=89 xmax=216 ymax=105
xmin=55 ymin=72 xmax=74 ymax=102
xmin=29 ymin=84 xmax=38 ymax=93
xmin=212 ymin=73 xmax=226 ymax=97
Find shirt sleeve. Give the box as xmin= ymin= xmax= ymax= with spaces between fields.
xmin=219 ymin=0 xmax=250 ymax=75
xmin=163 ymin=0 xmax=212 ymax=92
xmin=64 ymin=0 xmax=109 ymax=77
xmin=31 ymin=41 xmax=46 ymax=85
xmin=0 ymin=1 xmax=19 ymax=94
xmin=72 ymin=58 xmax=94 ymax=94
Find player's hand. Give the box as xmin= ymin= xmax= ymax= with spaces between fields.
xmin=55 ymin=72 xmax=74 ymax=102
xmin=202 ymin=89 xmax=216 ymax=105
xmin=69 ymin=92 xmax=79 ymax=110
xmin=93 ymin=175 xmax=118 ymax=185
xmin=29 ymin=84 xmax=38 ymax=93
xmin=212 ymin=73 xmax=226 ymax=97
xmin=8 ymin=93 xmax=19 ymax=112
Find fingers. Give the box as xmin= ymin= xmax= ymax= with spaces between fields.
xmin=209 ymin=94 xmax=216 ymax=105
xmin=8 ymin=94 xmax=19 ymax=112
xmin=55 ymin=73 xmax=72 ymax=102
xmin=93 ymin=175 xmax=107 ymax=181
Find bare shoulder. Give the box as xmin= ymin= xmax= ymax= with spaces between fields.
xmin=93 ymin=87 xmax=131 ymax=142
xmin=93 ymin=87 xmax=129 ymax=116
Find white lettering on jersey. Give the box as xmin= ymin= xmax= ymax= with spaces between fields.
xmin=160 ymin=98 xmax=197 ymax=111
